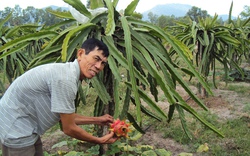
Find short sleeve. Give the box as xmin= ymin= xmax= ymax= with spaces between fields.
xmin=50 ymin=80 xmax=78 ymax=113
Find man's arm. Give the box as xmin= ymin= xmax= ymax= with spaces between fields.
xmin=74 ymin=114 xmax=114 ymax=125
xmin=60 ymin=113 xmax=117 ymax=144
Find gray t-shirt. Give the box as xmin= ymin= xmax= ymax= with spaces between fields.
xmin=0 ymin=59 xmax=80 ymax=148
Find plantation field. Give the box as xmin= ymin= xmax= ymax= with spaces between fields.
xmin=0 ymin=79 xmax=249 ymax=156
xmin=1 ymin=64 xmax=249 ymax=156
xmin=133 ymin=82 xmax=250 ymax=155
xmin=1 ymin=0 xmax=250 ymax=155
xmin=38 ymin=80 xmax=250 ymax=156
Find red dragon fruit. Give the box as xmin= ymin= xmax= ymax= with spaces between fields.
xmin=110 ymin=119 xmax=131 ymax=138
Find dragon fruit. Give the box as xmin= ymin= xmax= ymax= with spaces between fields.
xmin=110 ymin=119 xmax=131 ymax=138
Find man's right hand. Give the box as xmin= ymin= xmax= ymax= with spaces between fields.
xmin=99 ymin=131 xmax=119 ymax=144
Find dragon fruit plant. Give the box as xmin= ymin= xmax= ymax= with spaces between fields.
xmin=109 ymin=119 xmax=131 ymax=138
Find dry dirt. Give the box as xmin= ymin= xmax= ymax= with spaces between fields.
xmin=132 ymin=83 xmax=250 ymax=155
xmin=41 ymin=82 xmax=250 ymax=155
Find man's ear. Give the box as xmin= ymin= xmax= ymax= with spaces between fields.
xmin=77 ymin=48 xmax=85 ymax=58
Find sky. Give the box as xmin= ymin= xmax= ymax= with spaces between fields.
xmin=0 ymin=0 xmax=249 ymax=17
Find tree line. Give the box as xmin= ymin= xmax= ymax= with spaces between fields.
xmin=0 ymin=5 xmax=67 ymax=26
xmin=1 ymin=4 xmax=250 ymax=28
xmin=147 ymin=5 xmax=250 ymax=28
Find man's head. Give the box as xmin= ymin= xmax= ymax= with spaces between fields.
xmin=77 ymin=38 xmax=109 ymax=80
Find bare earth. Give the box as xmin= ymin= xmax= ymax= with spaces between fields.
xmin=133 ymin=83 xmax=250 ymax=155
xmin=41 ymin=82 xmax=250 ymax=155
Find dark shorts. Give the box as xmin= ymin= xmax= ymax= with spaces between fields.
xmin=1 ymin=136 xmax=44 ymax=156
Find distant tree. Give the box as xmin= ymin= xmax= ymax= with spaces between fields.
xmin=7 ymin=5 xmax=24 ymax=25
xmin=147 ymin=14 xmax=192 ymax=28
xmin=0 ymin=5 xmax=66 ymax=26
xmin=147 ymin=12 xmax=158 ymax=25
xmin=157 ymin=15 xmax=175 ymax=28
xmin=1 ymin=7 xmax=13 ymax=26
xmin=240 ymin=5 xmax=250 ymax=19
xmin=177 ymin=16 xmax=192 ymax=24
xmin=157 ymin=15 xmax=168 ymax=28
xmin=22 ymin=6 xmax=37 ymax=23
xmin=12 ymin=5 xmax=22 ymax=17
xmin=42 ymin=7 xmax=67 ymax=26
xmin=217 ymin=17 xmax=224 ymax=25
xmin=186 ymin=6 xmax=209 ymax=22
xmin=35 ymin=9 xmax=48 ymax=24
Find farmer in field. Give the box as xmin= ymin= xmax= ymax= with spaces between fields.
xmin=0 ymin=38 xmax=118 ymax=156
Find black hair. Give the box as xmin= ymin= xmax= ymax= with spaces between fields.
xmin=81 ymin=38 xmax=109 ymax=57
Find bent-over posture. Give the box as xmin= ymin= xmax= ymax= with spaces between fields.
xmin=0 ymin=38 xmax=118 ymax=156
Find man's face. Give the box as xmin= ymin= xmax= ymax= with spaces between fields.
xmin=77 ymin=47 xmax=108 ymax=80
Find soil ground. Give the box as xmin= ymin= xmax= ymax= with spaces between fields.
xmin=132 ymin=82 xmax=250 ymax=155
xmin=40 ymin=82 xmax=250 ymax=155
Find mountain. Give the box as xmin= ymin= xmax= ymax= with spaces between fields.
xmin=218 ymin=14 xmax=233 ymax=21
xmin=141 ymin=3 xmax=235 ymax=21
xmin=42 ymin=5 xmax=69 ymax=11
xmin=142 ymin=3 xmax=192 ymax=20
xmin=142 ymin=3 xmax=191 ymax=19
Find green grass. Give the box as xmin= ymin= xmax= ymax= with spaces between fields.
xmin=140 ymin=76 xmax=250 ymax=155
xmin=243 ymin=103 xmax=250 ymax=113
xmin=146 ymin=109 xmax=250 ymax=155
xmin=227 ymin=83 xmax=250 ymax=95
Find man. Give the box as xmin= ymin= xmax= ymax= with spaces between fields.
xmin=0 ymin=38 xmax=118 ymax=156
